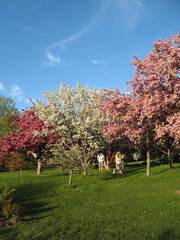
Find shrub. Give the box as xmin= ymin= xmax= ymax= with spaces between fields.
xmin=0 ymin=186 xmax=20 ymax=226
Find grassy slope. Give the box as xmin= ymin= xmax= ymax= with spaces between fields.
xmin=0 ymin=161 xmax=180 ymax=240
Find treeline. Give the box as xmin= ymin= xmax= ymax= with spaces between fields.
xmin=0 ymin=33 xmax=179 ymax=184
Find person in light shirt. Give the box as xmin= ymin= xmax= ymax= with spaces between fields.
xmin=97 ymin=153 xmax=105 ymax=171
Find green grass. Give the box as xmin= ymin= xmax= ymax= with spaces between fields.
xmin=0 ymin=161 xmax=180 ymax=240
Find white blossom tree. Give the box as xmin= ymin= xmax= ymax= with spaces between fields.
xmin=36 ymin=82 xmax=106 ymax=181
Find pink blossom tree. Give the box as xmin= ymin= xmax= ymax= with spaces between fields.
xmin=1 ymin=105 xmax=58 ymax=175
xmin=130 ymin=32 xmax=180 ymax=169
xmin=99 ymin=33 xmax=180 ymax=175
xmin=99 ymin=89 xmax=137 ymax=167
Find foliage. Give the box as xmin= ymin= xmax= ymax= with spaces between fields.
xmin=36 ymin=82 xmax=106 ymax=176
xmin=100 ymin=89 xmax=137 ymax=148
xmin=130 ymin=33 xmax=180 ymax=168
xmin=0 ymin=96 xmax=18 ymax=137
xmin=100 ymin=33 xmax=180 ymax=175
xmin=0 ymin=186 xmax=20 ymax=226
xmin=132 ymin=152 xmax=142 ymax=163
xmin=8 ymin=158 xmax=28 ymax=172
xmin=1 ymin=106 xmax=58 ymax=174
xmin=0 ymin=96 xmax=18 ymax=166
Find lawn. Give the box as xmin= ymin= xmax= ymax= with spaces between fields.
xmin=0 ymin=161 xmax=180 ymax=240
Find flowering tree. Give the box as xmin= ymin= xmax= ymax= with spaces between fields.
xmin=99 ymin=89 xmax=136 ymax=166
xmin=36 ymin=82 xmax=105 ymax=178
xmin=100 ymin=85 xmax=163 ymax=176
xmin=130 ymin=32 xmax=180 ymax=169
xmin=1 ymin=105 xmax=58 ymax=175
xmin=167 ymin=113 xmax=180 ymax=143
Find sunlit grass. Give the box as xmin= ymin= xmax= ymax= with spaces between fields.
xmin=0 ymin=161 xmax=180 ymax=240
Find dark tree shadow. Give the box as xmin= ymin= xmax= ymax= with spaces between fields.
xmin=157 ymin=228 xmax=179 ymax=240
xmin=153 ymin=168 xmax=169 ymax=175
xmin=101 ymin=160 xmax=179 ymax=180
xmin=101 ymin=163 xmax=147 ymax=180
xmin=13 ymin=182 xmax=56 ymax=222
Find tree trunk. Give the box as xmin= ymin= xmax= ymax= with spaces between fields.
xmin=104 ymin=157 xmax=110 ymax=172
xmin=83 ymin=166 xmax=87 ymax=176
xmin=146 ymin=131 xmax=150 ymax=177
xmin=37 ymin=160 xmax=41 ymax=175
xmin=69 ymin=170 xmax=73 ymax=186
xmin=168 ymin=147 xmax=172 ymax=169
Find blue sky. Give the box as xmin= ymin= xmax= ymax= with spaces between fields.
xmin=0 ymin=0 xmax=180 ymax=111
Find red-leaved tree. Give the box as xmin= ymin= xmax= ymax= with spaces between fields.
xmin=1 ymin=104 xmax=58 ymax=175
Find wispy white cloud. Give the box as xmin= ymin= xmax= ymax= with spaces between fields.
xmin=91 ymin=59 xmax=108 ymax=69
xmin=10 ymin=85 xmax=23 ymax=101
xmin=50 ymin=14 xmax=101 ymax=49
xmin=101 ymin=0 xmax=143 ymax=27
xmin=50 ymin=0 xmax=143 ymax=50
xmin=29 ymin=0 xmax=44 ymax=11
xmin=50 ymin=31 xmax=84 ymax=49
xmin=0 ymin=82 xmax=4 ymax=91
xmin=41 ymin=51 xmax=67 ymax=68
xmin=47 ymin=51 xmax=60 ymax=65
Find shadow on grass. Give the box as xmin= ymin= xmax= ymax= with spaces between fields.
xmin=13 ymin=182 xmax=56 ymax=222
xmin=56 ymin=172 xmax=69 ymax=176
xmin=125 ymin=164 xmax=146 ymax=173
xmin=153 ymin=164 xmax=180 ymax=175
xmin=101 ymin=160 xmax=177 ymax=180
xmin=0 ymin=181 xmax=57 ymax=239
xmin=157 ymin=228 xmax=179 ymax=240
xmin=153 ymin=168 xmax=169 ymax=175
xmin=101 ymin=163 xmax=147 ymax=181
xmin=174 ymin=165 xmax=180 ymax=169
xmin=21 ymin=199 xmax=54 ymax=221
